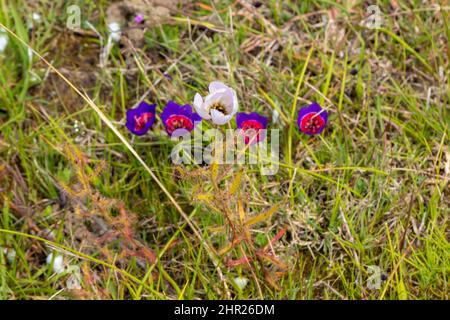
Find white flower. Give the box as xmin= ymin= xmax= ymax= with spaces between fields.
xmin=107 ymin=22 xmax=121 ymax=42
xmin=233 ymin=277 xmax=248 ymax=290
xmin=27 ymin=47 xmax=33 ymax=63
xmin=1 ymin=247 xmax=16 ymax=263
xmin=46 ymin=253 xmax=64 ymax=274
xmin=32 ymin=13 xmax=42 ymax=22
xmin=100 ymin=22 xmax=121 ymax=67
xmin=193 ymin=81 xmax=238 ymax=125
xmin=0 ymin=28 xmax=8 ymax=53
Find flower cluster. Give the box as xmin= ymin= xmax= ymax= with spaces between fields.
xmin=125 ymin=81 xmax=329 ymax=141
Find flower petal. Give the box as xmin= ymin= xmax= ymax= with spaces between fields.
xmin=236 ymin=112 xmax=267 ymax=129
xmin=222 ymin=88 xmax=237 ymax=115
xmin=161 ymin=100 xmax=181 ymax=124
xmin=194 ymin=93 xmax=210 ymax=119
xmin=249 ymin=112 xmax=268 ymax=127
xmin=236 ymin=113 xmax=250 ymax=128
xmin=298 ymin=102 xmax=322 ymax=120
xmin=231 ymin=88 xmax=239 ymax=115
xmin=209 ymin=81 xmax=229 ymax=93
xmin=211 ymin=109 xmax=232 ymax=125
xmin=193 ymin=93 xmax=203 ymax=109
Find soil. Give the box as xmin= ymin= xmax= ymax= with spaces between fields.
xmin=106 ymin=0 xmax=187 ymax=47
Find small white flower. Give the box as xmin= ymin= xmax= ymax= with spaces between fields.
xmin=27 ymin=47 xmax=34 ymax=63
xmin=0 ymin=28 xmax=8 ymax=53
xmin=1 ymin=247 xmax=16 ymax=263
xmin=32 ymin=13 xmax=42 ymax=22
xmin=233 ymin=277 xmax=248 ymax=290
xmin=193 ymin=81 xmax=238 ymax=125
xmin=6 ymin=249 xmax=16 ymax=263
xmin=100 ymin=22 xmax=121 ymax=67
xmin=46 ymin=253 xmax=64 ymax=274
xmin=107 ymin=22 xmax=121 ymax=42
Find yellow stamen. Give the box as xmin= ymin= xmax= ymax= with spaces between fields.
xmin=210 ymin=102 xmax=227 ymax=114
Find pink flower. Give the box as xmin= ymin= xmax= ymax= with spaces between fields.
xmin=297 ymin=103 xmax=328 ymax=135
xmin=134 ymin=14 xmax=144 ymax=24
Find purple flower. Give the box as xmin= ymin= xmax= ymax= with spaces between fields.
xmin=297 ymin=102 xmax=328 ymax=135
xmin=163 ymin=73 xmax=172 ymax=81
xmin=134 ymin=14 xmax=144 ymax=24
xmin=161 ymin=101 xmax=202 ymax=136
xmin=236 ymin=112 xmax=268 ymax=144
xmin=126 ymin=101 xmax=156 ymax=136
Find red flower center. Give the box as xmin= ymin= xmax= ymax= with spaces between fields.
xmin=241 ymin=120 xmax=265 ymax=144
xmin=134 ymin=112 xmax=154 ymax=132
xmin=165 ymin=114 xmax=194 ymax=135
xmin=300 ymin=113 xmax=325 ymax=134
